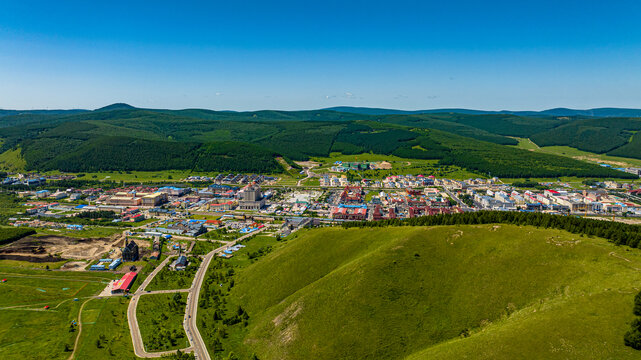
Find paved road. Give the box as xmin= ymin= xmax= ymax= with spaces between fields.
xmin=443 ymin=187 xmax=473 ymax=212
xmin=127 ymin=228 xmax=266 ymax=359
xmin=127 ymin=256 xmax=191 ymax=358
xmin=183 ymin=227 xmax=267 ymax=360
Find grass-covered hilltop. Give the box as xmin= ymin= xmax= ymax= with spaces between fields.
xmin=0 ymin=104 xmax=640 ymax=179
xmin=208 ymin=223 xmax=641 ymax=359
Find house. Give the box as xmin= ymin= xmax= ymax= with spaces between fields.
xmin=171 ymin=255 xmax=188 ymax=271
xmin=121 ymin=239 xmax=139 ymax=262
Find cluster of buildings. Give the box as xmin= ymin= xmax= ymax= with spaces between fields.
xmin=330 ymin=186 xmax=462 ymax=221
xmin=467 ymin=187 xmax=641 ymax=215
xmin=330 ymin=161 xmax=392 ymax=172
xmin=150 ymin=219 xmax=207 ymax=237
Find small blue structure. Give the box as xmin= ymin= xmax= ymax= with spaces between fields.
xmin=108 ymin=258 xmax=122 ymax=270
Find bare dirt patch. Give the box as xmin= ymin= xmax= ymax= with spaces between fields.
xmin=0 ymin=234 xmax=125 ymax=262
xmin=573 ymin=156 xmax=629 ymax=167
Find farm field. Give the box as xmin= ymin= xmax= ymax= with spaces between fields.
xmin=0 ymin=266 xmax=115 ymax=360
xmin=209 ymin=224 xmax=641 ymax=359
xmin=137 ymin=292 xmax=190 ymax=352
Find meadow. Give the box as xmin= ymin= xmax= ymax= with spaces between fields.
xmin=204 ymin=224 xmax=641 ymax=359
xmin=146 ymin=256 xmax=202 ymax=291
xmin=0 ymin=266 xmax=115 ymax=360
xmin=511 ymin=137 xmax=641 ymax=168
xmin=73 ymin=297 xmax=136 ymax=359
xmin=137 ymin=292 xmax=190 ymax=352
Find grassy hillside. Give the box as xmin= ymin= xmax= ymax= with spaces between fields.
xmin=224 ymin=225 xmax=641 ymax=359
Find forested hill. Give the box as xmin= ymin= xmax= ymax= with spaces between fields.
xmin=325 ymin=106 xmax=641 ymax=118
xmin=0 ymin=104 xmax=638 ymax=178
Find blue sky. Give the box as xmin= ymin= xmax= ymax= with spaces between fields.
xmin=1 ymin=0 xmax=641 ymax=110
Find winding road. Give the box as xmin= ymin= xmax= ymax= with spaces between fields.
xmin=127 ymin=227 xmax=267 ymax=359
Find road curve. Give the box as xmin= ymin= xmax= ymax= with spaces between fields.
xmin=184 ymin=227 xmax=268 ymax=360
xmin=127 ymin=256 xmax=193 ymax=358
xmin=128 ymin=228 xmax=267 ymax=359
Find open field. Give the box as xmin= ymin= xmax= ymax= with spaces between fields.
xmin=191 ymin=240 xmax=223 ymax=256
xmin=311 ymin=152 xmax=482 ymax=180
xmin=0 ymin=267 xmax=115 ymax=360
xmin=208 ymin=224 xmax=641 ymax=359
xmin=73 ymin=297 xmax=135 ymax=359
xmin=511 ymin=137 xmax=641 ymax=168
xmin=35 ymin=226 xmax=125 ymax=239
xmin=146 ymin=256 xmax=202 ymax=291
xmin=137 ymin=292 xmax=190 ymax=352
xmin=0 ymin=147 xmax=26 ymax=172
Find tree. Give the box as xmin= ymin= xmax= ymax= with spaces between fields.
xmin=634 ymin=291 xmax=641 ymax=316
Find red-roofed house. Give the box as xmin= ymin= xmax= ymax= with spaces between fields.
xmin=111 ymin=272 xmax=137 ymax=294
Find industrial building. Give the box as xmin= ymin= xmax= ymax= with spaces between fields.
xmin=142 ymin=192 xmax=168 ymax=207
xmin=111 ymin=272 xmax=137 ymax=293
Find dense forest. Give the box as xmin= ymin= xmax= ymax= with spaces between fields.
xmin=342 ymin=211 xmax=641 ymax=249
xmin=0 ymin=105 xmax=639 ymax=177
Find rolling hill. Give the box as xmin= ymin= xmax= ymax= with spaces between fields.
xmin=226 ymin=224 xmax=641 ymax=359
xmin=0 ymin=104 xmax=637 ymax=178
xmin=325 ymin=106 xmax=641 ymax=118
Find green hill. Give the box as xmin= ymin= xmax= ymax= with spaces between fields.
xmin=0 ymin=107 xmax=636 ymax=178
xmin=224 ymin=225 xmax=641 ymax=359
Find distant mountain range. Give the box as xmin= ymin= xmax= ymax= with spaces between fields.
xmin=3 ymin=103 xmax=641 ymax=118
xmin=323 ymin=106 xmax=641 ymax=118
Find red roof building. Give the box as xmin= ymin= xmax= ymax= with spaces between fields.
xmin=339 ymin=186 xmax=363 ymax=203
xmin=332 ymin=206 xmax=367 ymax=220
xmin=111 ymin=272 xmax=137 ymax=294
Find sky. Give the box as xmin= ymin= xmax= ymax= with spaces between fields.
xmin=1 ymin=0 xmax=641 ymax=111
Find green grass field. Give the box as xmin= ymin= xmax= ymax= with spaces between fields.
xmin=73 ymin=297 xmax=135 ymax=359
xmin=35 ymin=226 xmax=124 ymax=239
xmin=137 ymin=292 xmax=190 ymax=352
xmin=146 ymin=256 xmax=202 ymax=291
xmin=311 ymin=152 xmax=481 ymax=180
xmin=191 ymin=240 xmax=223 ymax=256
xmin=213 ymin=224 xmax=641 ymax=359
xmin=0 ymin=147 xmax=26 ymax=172
xmin=0 ymin=267 xmax=116 ymax=360
xmin=511 ymin=137 xmax=641 ymax=168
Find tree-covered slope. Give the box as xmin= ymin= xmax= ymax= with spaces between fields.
xmin=530 ymin=117 xmax=641 ymax=154
xmin=0 ymin=107 xmax=637 ymax=177
xmin=228 ymin=225 xmax=641 ymax=360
